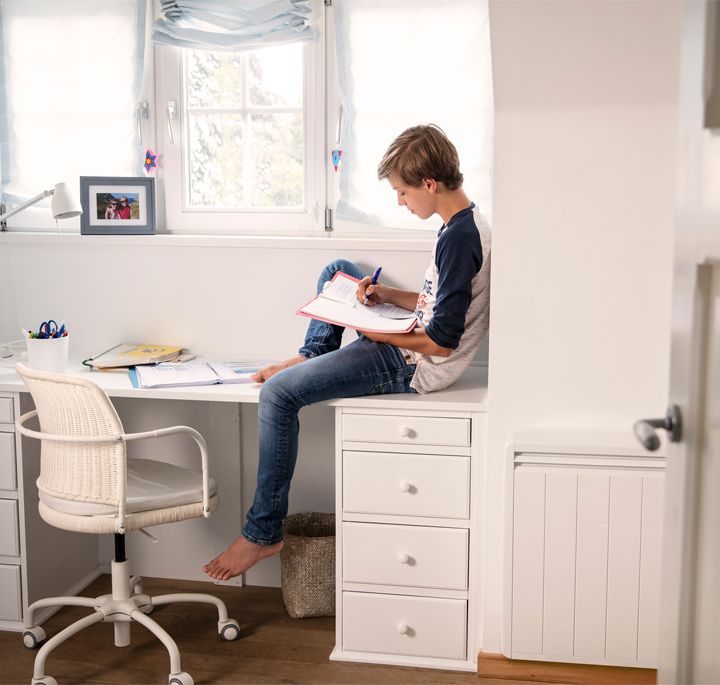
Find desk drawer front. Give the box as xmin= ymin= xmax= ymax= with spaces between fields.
xmin=0 ymin=565 xmax=22 ymax=621
xmin=0 ymin=433 xmax=17 ymax=490
xmin=0 ymin=398 xmax=13 ymax=425
xmin=343 ymin=591 xmax=467 ymax=660
xmin=343 ymin=522 xmax=468 ymax=590
xmin=343 ymin=451 xmax=470 ymax=519
xmin=342 ymin=414 xmax=470 ymax=448
xmin=0 ymin=500 xmax=19 ymax=557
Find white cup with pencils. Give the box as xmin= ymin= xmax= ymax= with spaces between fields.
xmin=24 ymin=320 xmax=69 ymax=373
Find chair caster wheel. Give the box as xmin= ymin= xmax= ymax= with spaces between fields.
xmin=219 ymin=619 xmax=240 ymax=641
xmin=32 ymin=677 xmax=58 ymax=685
xmin=168 ymin=673 xmax=194 ymax=685
xmin=23 ymin=627 xmax=46 ymax=649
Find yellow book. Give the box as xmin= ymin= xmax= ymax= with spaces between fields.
xmin=83 ymin=343 xmax=183 ymax=369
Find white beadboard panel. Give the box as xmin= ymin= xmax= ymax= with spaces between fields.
xmin=542 ymin=472 xmax=577 ymax=657
xmin=637 ymin=474 xmax=664 ymax=663
xmin=574 ymin=474 xmax=610 ymax=659
xmin=0 ymin=500 xmax=19 ymax=557
xmin=605 ymin=475 xmax=642 ymax=661
xmin=511 ymin=469 xmax=545 ymax=655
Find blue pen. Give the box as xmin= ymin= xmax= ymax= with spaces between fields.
xmin=364 ymin=266 xmax=383 ymax=305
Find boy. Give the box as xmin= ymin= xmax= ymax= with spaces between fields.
xmin=204 ymin=124 xmax=491 ymax=581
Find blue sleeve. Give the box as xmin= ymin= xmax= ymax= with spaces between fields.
xmin=424 ymin=222 xmax=483 ymax=349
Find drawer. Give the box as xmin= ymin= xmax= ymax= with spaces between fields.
xmin=0 ymin=565 xmax=22 ymax=621
xmin=343 ymin=522 xmax=468 ymax=590
xmin=343 ymin=591 xmax=467 ymax=660
xmin=343 ymin=451 xmax=470 ymax=519
xmin=342 ymin=413 xmax=470 ymax=448
xmin=0 ymin=500 xmax=20 ymax=557
xmin=0 ymin=397 xmax=13 ymax=424
xmin=0 ymin=433 xmax=17 ymax=490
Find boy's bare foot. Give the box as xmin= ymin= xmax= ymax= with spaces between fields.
xmin=203 ymin=536 xmax=284 ymax=581
xmin=251 ymin=355 xmax=307 ymax=384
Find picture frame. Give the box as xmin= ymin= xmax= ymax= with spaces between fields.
xmin=80 ymin=176 xmax=156 ymax=235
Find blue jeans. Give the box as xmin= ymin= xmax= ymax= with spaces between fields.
xmin=242 ymin=259 xmax=417 ymax=545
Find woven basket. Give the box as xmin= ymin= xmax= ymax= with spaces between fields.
xmin=280 ymin=512 xmax=335 ymax=618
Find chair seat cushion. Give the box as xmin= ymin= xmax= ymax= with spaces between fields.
xmin=39 ymin=458 xmax=218 ymax=516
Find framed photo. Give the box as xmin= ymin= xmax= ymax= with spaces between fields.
xmin=80 ymin=176 xmax=156 ymax=235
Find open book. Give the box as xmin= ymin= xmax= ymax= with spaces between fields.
xmin=83 ymin=343 xmax=184 ymax=369
xmin=129 ymin=358 xmax=273 ymax=389
xmin=297 ymin=272 xmax=418 ymax=334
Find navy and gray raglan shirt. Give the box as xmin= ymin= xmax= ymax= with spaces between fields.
xmin=403 ymin=203 xmax=492 ymax=394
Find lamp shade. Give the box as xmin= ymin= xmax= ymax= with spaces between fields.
xmin=51 ymin=182 xmax=82 ymax=220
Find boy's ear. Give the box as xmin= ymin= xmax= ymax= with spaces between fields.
xmin=423 ymin=178 xmax=438 ymax=193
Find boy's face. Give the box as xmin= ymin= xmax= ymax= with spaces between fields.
xmin=388 ymin=174 xmax=437 ymax=220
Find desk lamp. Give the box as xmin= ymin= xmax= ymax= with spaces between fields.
xmin=0 ymin=182 xmax=82 ymax=231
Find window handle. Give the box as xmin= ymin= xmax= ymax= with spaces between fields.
xmin=167 ymin=100 xmax=177 ymax=144
xmin=136 ymin=101 xmax=149 ymax=147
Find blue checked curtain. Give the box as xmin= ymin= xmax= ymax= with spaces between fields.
xmin=0 ymin=0 xmax=147 ymax=228
xmin=152 ymin=0 xmax=316 ymax=51
xmin=333 ymin=0 xmax=494 ymax=230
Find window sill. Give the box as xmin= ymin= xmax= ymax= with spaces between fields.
xmin=0 ymin=231 xmax=436 ymax=252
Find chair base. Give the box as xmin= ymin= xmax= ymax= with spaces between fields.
xmin=23 ymin=560 xmax=240 ymax=685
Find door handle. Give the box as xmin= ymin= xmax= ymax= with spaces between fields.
xmin=633 ymin=404 xmax=682 ymax=451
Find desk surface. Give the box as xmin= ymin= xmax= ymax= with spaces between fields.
xmin=0 ymin=359 xmax=488 ymax=412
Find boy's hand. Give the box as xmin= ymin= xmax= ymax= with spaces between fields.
xmin=356 ymin=277 xmax=390 ymax=306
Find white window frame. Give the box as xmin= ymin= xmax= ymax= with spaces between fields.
xmin=154 ymin=30 xmax=326 ymax=235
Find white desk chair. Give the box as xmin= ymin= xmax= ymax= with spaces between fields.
xmin=15 ymin=363 xmax=240 ymax=685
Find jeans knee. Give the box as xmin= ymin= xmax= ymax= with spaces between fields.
xmin=259 ymin=373 xmax=300 ymax=414
xmin=320 ymin=259 xmax=362 ymax=282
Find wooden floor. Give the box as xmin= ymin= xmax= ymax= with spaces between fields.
xmin=0 ymin=574 xmax=544 ymax=685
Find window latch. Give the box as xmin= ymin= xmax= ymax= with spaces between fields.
xmin=167 ymin=101 xmax=177 ymax=145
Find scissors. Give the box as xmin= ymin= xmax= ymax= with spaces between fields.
xmin=37 ymin=320 xmax=59 ymax=339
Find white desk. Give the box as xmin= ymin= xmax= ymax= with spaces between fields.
xmin=0 ymin=360 xmax=488 ymax=672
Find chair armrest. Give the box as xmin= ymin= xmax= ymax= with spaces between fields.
xmin=17 ymin=411 xmax=212 ymax=518
xmin=122 ymin=426 xmax=211 ymax=517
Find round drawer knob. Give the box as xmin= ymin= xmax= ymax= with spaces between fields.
xmin=398 ymin=552 xmax=410 ymax=564
xmin=399 ymin=426 xmax=412 ymax=438
xmin=399 ymin=481 xmax=411 ymax=493
xmin=397 ymin=622 xmax=409 ymax=635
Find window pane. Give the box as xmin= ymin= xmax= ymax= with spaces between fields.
xmin=183 ymin=42 xmax=305 ymax=212
xmin=250 ymin=113 xmax=303 ymax=207
xmin=188 ymin=115 xmax=245 ymax=207
xmin=187 ymin=113 xmax=304 ymax=209
xmin=248 ymin=44 xmax=303 ymax=108
xmin=186 ymin=51 xmax=245 ymax=109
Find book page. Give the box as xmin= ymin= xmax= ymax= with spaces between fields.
xmin=134 ymin=359 xmax=218 ymax=388
xmin=206 ymin=359 xmax=274 ymax=383
xmin=320 ymin=273 xmax=359 ymax=305
xmin=300 ymin=297 xmax=417 ymax=333
xmin=321 ymin=273 xmax=416 ymax=320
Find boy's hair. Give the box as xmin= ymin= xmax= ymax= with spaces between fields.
xmin=377 ymin=124 xmax=463 ymax=190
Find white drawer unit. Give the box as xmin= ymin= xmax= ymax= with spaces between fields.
xmin=0 ymin=499 xmax=20 ymax=557
xmin=332 ymin=391 xmax=488 ymax=673
xmin=343 ymin=592 xmax=467 ymax=660
xmin=0 ymin=565 xmax=22 ymax=622
xmin=342 ymin=413 xmax=470 ymax=447
xmin=0 ymin=433 xmax=17 ymax=490
xmin=343 ymin=522 xmax=468 ymax=590
xmin=343 ymin=451 xmax=470 ymax=519
xmin=0 ymin=397 xmax=14 ymax=424
xmin=504 ymin=434 xmax=666 ymax=669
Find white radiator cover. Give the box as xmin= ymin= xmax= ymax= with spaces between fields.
xmin=504 ymin=432 xmax=665 ymax=668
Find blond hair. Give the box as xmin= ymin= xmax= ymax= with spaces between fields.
xmin=377 ymin=124 xmax=463 ymax=190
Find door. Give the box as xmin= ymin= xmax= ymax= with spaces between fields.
xmin=655 ymin=2 xmax=720 ymax=683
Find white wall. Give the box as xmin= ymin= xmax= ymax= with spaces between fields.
xmin=485 ymin=0 xmax=681 ymax=654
